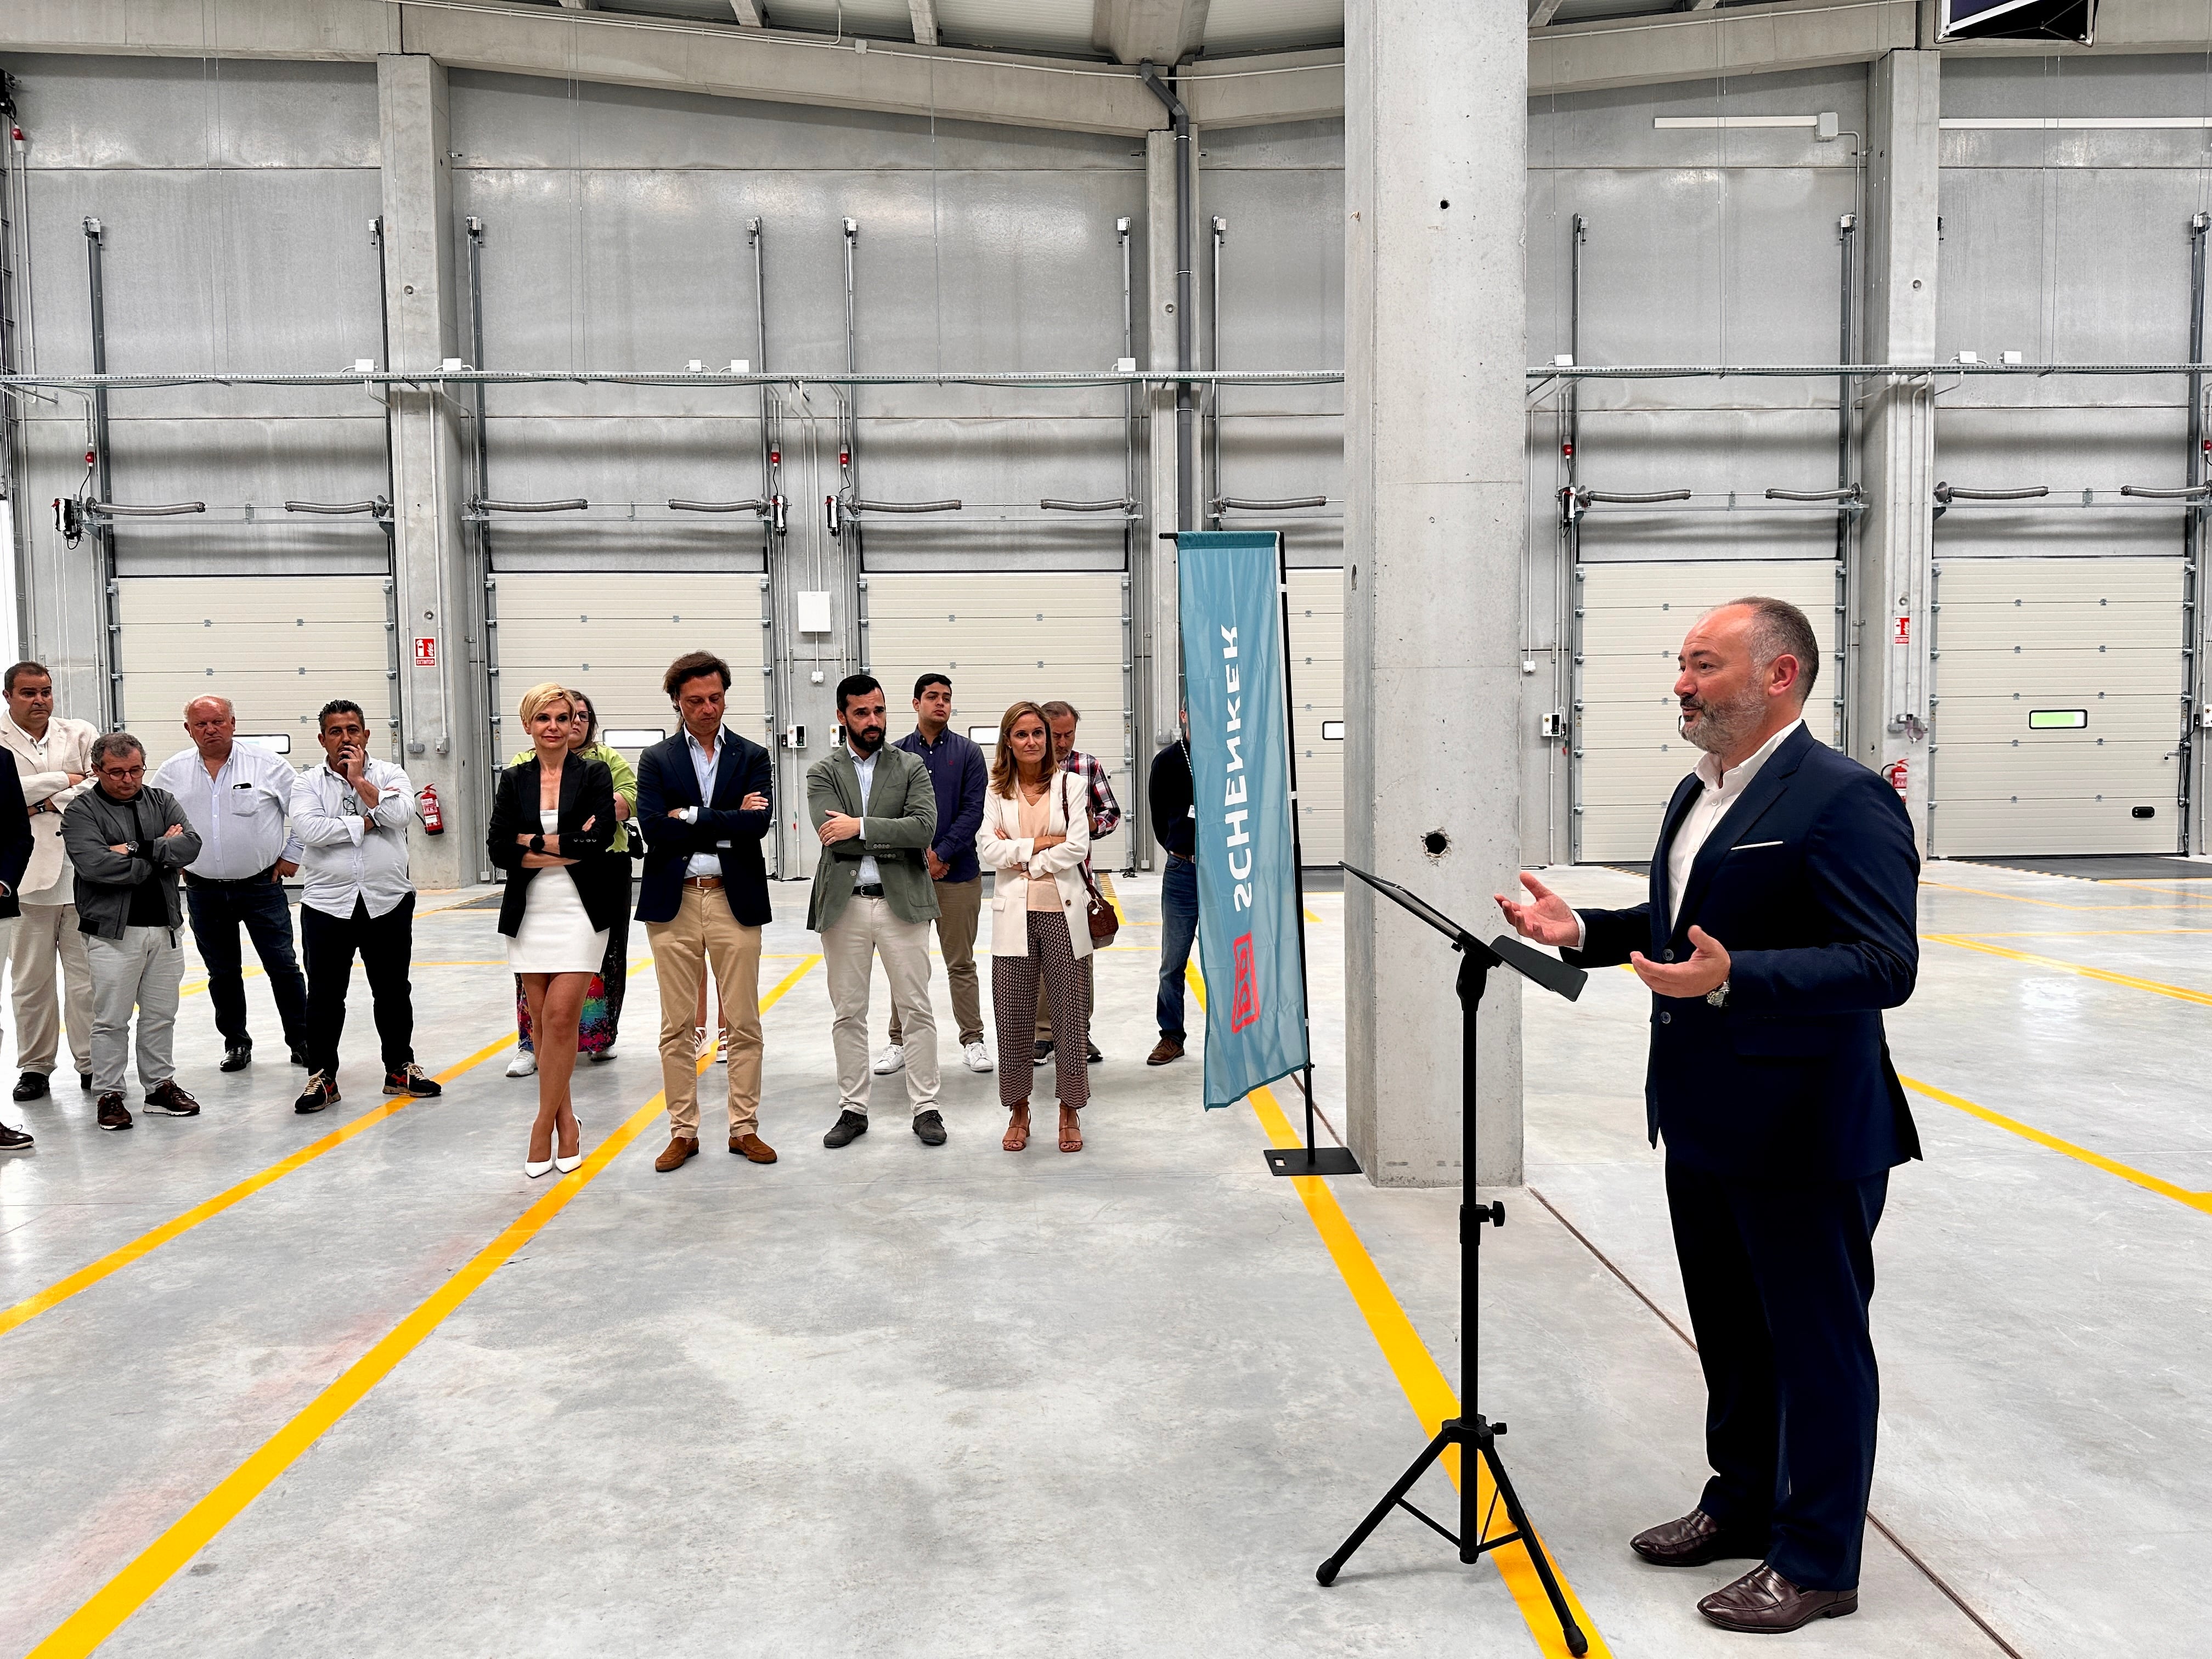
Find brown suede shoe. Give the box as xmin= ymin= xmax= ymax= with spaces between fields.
xmin=1146 ymin=1036 xmax=1185 ymax=1066
xmin=1629 ymin=1509 xmax=1767 ymax=1568
xmin=654 ymin=1135 xmax=700 ymax=1172
xmin=730 ymin=1132 xmax=777 ymax=1164
xmin=1699 ymin=1564 xmax=1857 ymax=1632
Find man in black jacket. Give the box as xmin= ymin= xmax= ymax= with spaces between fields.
xmin=635 ymin=650 xmax=775 ymax=1173
xmin=0 ymin=753 xmax=36 ymax=1149
xmin=61 ymin=732 xmax=205 ymax=1132
xmin=1146 ymin=719 xmax=1195 ymax=1066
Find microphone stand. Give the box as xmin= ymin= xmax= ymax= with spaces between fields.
xmin=1318 ymin=862 xmax=1589 ymax=1658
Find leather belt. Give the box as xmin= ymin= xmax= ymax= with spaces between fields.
xmin=1166 ymin=851 xmax=1195 ymax=864
xmin=183 ymin=866 xmax=279 ymax=889
xmin=853 ymin=883 xmax=886 ymax=899
xmin=682 ymin=876 xmax=724 ymax=890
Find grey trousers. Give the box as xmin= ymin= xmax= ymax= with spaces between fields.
xmin=86 ymin=926 xmax=185 ymax=1097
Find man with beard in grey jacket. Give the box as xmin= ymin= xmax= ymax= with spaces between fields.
xmin=61 ymin=732 xmax=204 ymax=1132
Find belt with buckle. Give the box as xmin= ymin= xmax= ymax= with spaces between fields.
xmin=184 ymin=866 xmax=279 ymax=889
xmin=682 ymin=876 xmax=724 ymax=890
xmin=853 ymin=883 xmax=885 ymax=899
xmin=1166 ymin=851 xmax=1195 ymax=864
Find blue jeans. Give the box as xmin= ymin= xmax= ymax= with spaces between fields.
xmin=183 ymin=874 xmax=309 ymax=1053
xmin=1155 ymin=855 xmax=1199 ymax=1039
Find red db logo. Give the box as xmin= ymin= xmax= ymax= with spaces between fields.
xmin=1230 ymin=933 xmax=1261 ymax=1033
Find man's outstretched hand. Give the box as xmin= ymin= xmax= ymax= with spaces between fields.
xmin=1494 ymin=872 xmax=1580 ymax=949
xmin=1630 ymin=924 xmax=1731 ymax=999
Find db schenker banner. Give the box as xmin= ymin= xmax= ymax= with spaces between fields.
xmin=1177 ymin=531 xmax=1310 ymax=1110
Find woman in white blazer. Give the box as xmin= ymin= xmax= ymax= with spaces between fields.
xmin=977 ymin=700 xmax=1094 ymax=1153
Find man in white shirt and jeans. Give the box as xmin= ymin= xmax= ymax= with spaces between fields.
xmin=151 ymin=696 xmax=309 ymax=1075
xmin=289 ymin=699 xmax=440 ymax=1113
xmin=1 ymin=662 xmax=99 ymax=1101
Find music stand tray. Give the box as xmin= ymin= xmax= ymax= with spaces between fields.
xmin=1319 ymin=861 xmax=1590 ymax=1657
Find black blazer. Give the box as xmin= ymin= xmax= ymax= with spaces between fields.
xmin=1566 ymin=724 xmax=1922 ymax=1183
xmin=0 ymin=758 xmax=31 ymax=921
xmin=487 ymin=753 xmax=625 ymax=938
xmin=634 ymin=727 xmax=772 ymax=927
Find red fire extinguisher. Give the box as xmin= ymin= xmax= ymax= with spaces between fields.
xmin=418 ymin=783 xmax=445 ymax=834
xmin=1882 ymin=759 xmax=1909 ymax=802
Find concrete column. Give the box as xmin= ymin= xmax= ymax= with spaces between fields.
xmin=1343 ymin=0 xmax=1526 ymax=1188
xmin=1143 ymin=128 xmax=1184 ymax=768
xmin=379 ymin=55 xmax=484 ymax=889
xmin=1849 ymin=49 xmax=1940 ymax=849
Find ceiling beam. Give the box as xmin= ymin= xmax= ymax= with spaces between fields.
xmin=1091 ymin=0 xmax=1210 ymax=67
xmin=1527 ymin=0 xmax=1566 ymax=25
xmin=907 ymin=0 xmax=937 ymax=47
xmin=730 ymin=0 xmax=763 ymax=23
xmin=1531 ymin=0 xmax=1917 ymax=94
xmin=557 ymin=0 xmax=593 ymax=10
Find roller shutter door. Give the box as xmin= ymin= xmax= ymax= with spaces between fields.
xmin=1285 ymin=569 xmax=1344 ymax=868
xmin=115 ymin=575 xmax=392 ymax=771
xmin=1575 ymin=560 xmax=1841 ymax=863
xmin=491 ymin=573 xmax=768 ymax=761
xmin=1930 ymin=557 xmax=2183 ymax=855
xmin=864 ymin=573 xmax=1132 ymax=870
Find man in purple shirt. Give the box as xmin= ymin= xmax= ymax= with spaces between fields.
xmin=876 ymin=673 xmax=994 ymax=1075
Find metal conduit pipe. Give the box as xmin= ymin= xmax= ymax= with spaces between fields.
xmin=1041 ymin=497 xmax=1138 ymax=512
xmin=850 ymin=498 xmax=960 ymax=514
xmin=88 ymin=501 xmax=205 ymax=517
xmin=668 ymin=498 xmax=770 ymax=512
xmin=1934 ymin=483 xmax=2048 ymax=503
xmin=1573 ymin=488 xmax=1694 ymax=504
xmin=473 ymin=497 xmax=588 ymax=512
xmin=2120 ymin=484 xmax=2212 ymax=500
xmin=284 ymin=498 xmax=390 ymax=516
xmin=1138 ymin=61 xmax=1195 ymax=533
xmin=1215 ymin=495 xmax=1328 ymax=511
xmin=1766 ymin=486 xmax=1862 ymax=503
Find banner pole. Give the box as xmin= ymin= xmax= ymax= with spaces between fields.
xmin=1266 ymin=532 xmax=1359 ymax=1179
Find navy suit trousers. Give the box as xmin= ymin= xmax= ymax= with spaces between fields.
xmin=1666 ymin=1159 xmax=1888 ymax=1593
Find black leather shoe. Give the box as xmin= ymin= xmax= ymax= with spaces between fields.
xmin=219 ymin=1046 xmax=252 ymax=1073
xmin=823 ymin=1109 xmax=869 ymax=1149
xmin=289 ymin=1045 xmax=311 ymax=1068
xmin=1629 ymin=1509 xmax=1767 ymax=1568
xmin=912 ymin=1109 xmax=947 ymax=1146
xmin=13 ymin=1071 xmax=50 ymax=1102
xmin=0 ymin=1121 xmax=31 ymax=1150
xmin=79 ymin=1073 xmax=93 ymax=1092
xmin=1085 ymin=1041 xmax=1103 ymax=1064
xmin=1699 ymin=1564 xmax=1858 ymax=1632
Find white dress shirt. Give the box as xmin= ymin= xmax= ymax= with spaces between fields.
xmin=678 ymin=726 xmax=733 ymax=879
xmin=849 ymin=748 xmax=882 ymax=889
xmin=290 ymin=759 xmax=417 ymax=919
xmin=151 ymin=742 xmax=304 ymax=881
xmin=1576 ymin=717 xmax=1804 ymax=947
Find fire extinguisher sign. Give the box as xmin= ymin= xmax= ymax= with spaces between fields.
xmin=413 ymin=636 xmax=438 ymax=668
xmin=1891 ymin=614 xmax=1911 ymax=646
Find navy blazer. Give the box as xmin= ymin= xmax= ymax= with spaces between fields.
xmin=635 ymin=728 xmax=773 ymax=927
xmin=1566 ymin=724 xmax=1922 ymax=1182
xmin=0 ymin=758 xmax=31 ymax=920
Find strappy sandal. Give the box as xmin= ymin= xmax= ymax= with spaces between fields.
xmin=1003 ymin=1103 xmax=1031 ymax=1152
xmin=1058 ymin=1105 xmax=1083 ymax=1154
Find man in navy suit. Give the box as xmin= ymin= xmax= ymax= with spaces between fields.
xmin=1498 ymin=596 xmax=1918 ymax=1635
xmin=636 ymin=650 xmax=776 ymax=1175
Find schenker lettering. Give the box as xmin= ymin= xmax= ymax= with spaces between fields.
xmin=1221 ymin=625 xmax=1253 ymax=910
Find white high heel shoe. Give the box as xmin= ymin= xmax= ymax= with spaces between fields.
xmin=554 ymin=1120 xmax=584 ymax=1175
xmin=524 ymin=1149 xmax=555 ymax=1178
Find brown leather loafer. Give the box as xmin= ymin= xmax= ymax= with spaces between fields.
xmin=1629 ymin=1509 xmax=1767 ymax=1568
xmin=654 ymin=1135 xmax=700 ymax=1172
xmin=1146 ymin=1036 xmax=1185 ymax=1066
xmin=730 ymin=1132 xmax=777 ymax=1164
xmin=1699 ymin=1564 xmax=1857 ymax=1633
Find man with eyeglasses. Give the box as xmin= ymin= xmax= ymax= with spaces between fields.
xmin=61 ymin=731 xmax=204 ymax=1132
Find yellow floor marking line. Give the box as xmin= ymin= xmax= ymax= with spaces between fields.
xmin=0 ymin=1032 xmax=518 ymax=1340
xmin=1926 ymin=934 xmax=2212 ymax=1009
xmin=1184 ymin=968 xmax=1608 ymax=1658
xmin=1900 ymin=1075 xmax=2212 ymax=1216
xmin=2098 ymin=879 xmax=2212 ymax=900
xmin=1304 ymin=908 xmax=1323 ymax=924
xmin=1920 ymin=878 xmax=2192 ymax=914
xmin=31 ymin=956 xmax=823 ymax=1658
xmin=1946 ymin=929 xmax=2212 ymax=939
xmin=178 ymin=966 xmax=264 ymax=1000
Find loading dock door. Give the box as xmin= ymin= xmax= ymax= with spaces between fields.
xmin=1575 ymin=560 xmax=1842 ymax=863
xmin=116 ymin=575 xmax=393 ymax=771
xmin=492 ymin=573 xmax=769 ymax=765
xmin=864 ymin=573 xmax=1132 ymax=871
xmin=1285 ymin=569 xmax=1345 ymax=868
xmin=1931 ymin=557 xmax=2183 ymax=856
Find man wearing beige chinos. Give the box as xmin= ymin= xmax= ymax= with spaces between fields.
xmin=1 ymin=662 xmax=99 ymax=1101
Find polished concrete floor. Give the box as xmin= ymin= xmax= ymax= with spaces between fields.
xmin=0 ymin=860 xmax=2205 ymax=1656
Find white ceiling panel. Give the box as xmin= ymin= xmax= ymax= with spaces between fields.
xmin=934 ymin=0 xmax=1098 ymax=58
xmin=1203 ymin=0 xmax=1342 ymax=57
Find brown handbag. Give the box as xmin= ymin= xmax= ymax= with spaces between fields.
xmin=1064 ymin=772 xmax=1120 ymax=946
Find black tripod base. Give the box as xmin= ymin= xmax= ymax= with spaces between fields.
xmin=1316 ymin=1415 xmax=1587 ymax=1657
xmin=1264 ymin=1145 xmax=1362 ymax=1178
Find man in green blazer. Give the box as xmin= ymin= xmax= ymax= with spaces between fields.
xmin=808 ymin=674 xmax=947 ymax=1148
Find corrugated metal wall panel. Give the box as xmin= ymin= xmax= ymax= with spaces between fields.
xmin=1285 ymin=568 xmax=1344 ymax=868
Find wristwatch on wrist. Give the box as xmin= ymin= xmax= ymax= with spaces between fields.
xmin=1706 ymin=979 xmax=1731 ymax=1008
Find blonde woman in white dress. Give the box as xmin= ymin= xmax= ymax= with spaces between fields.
xmin=489 ymin=684 xmax=620 ymax=1177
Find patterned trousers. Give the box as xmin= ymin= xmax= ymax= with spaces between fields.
xmin=992 ymin=911 xmax=1089 ymax=1110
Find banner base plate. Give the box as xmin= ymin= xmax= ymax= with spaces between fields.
xmin=1264 ymin=1146 xmax=1362 ymax=1178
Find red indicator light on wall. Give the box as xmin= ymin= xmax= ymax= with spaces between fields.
xmin=769 ymin=448 xmax=781 ymax=466
xmin=1561 ymin=442 xmax=1573 ymax=459
xmin=839 ymin=449 xmax=850 ymax=466
xmin=84 ymin=450 xmax=96 ymax=466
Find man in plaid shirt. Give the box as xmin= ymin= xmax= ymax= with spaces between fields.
xmin=1034 ymin=700 xmax=1119 ymax=1068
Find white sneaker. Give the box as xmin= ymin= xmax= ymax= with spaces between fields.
xmin=873 ymin=1043 xmax=906 ymax=1075
xmin=506 ymin=1049 xmax=538 ymax=1077
xmin=963 ymin=1041 xmax=995 ymax=1074
xmin=588 ymin=1047 xmax=617 ymax=1063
